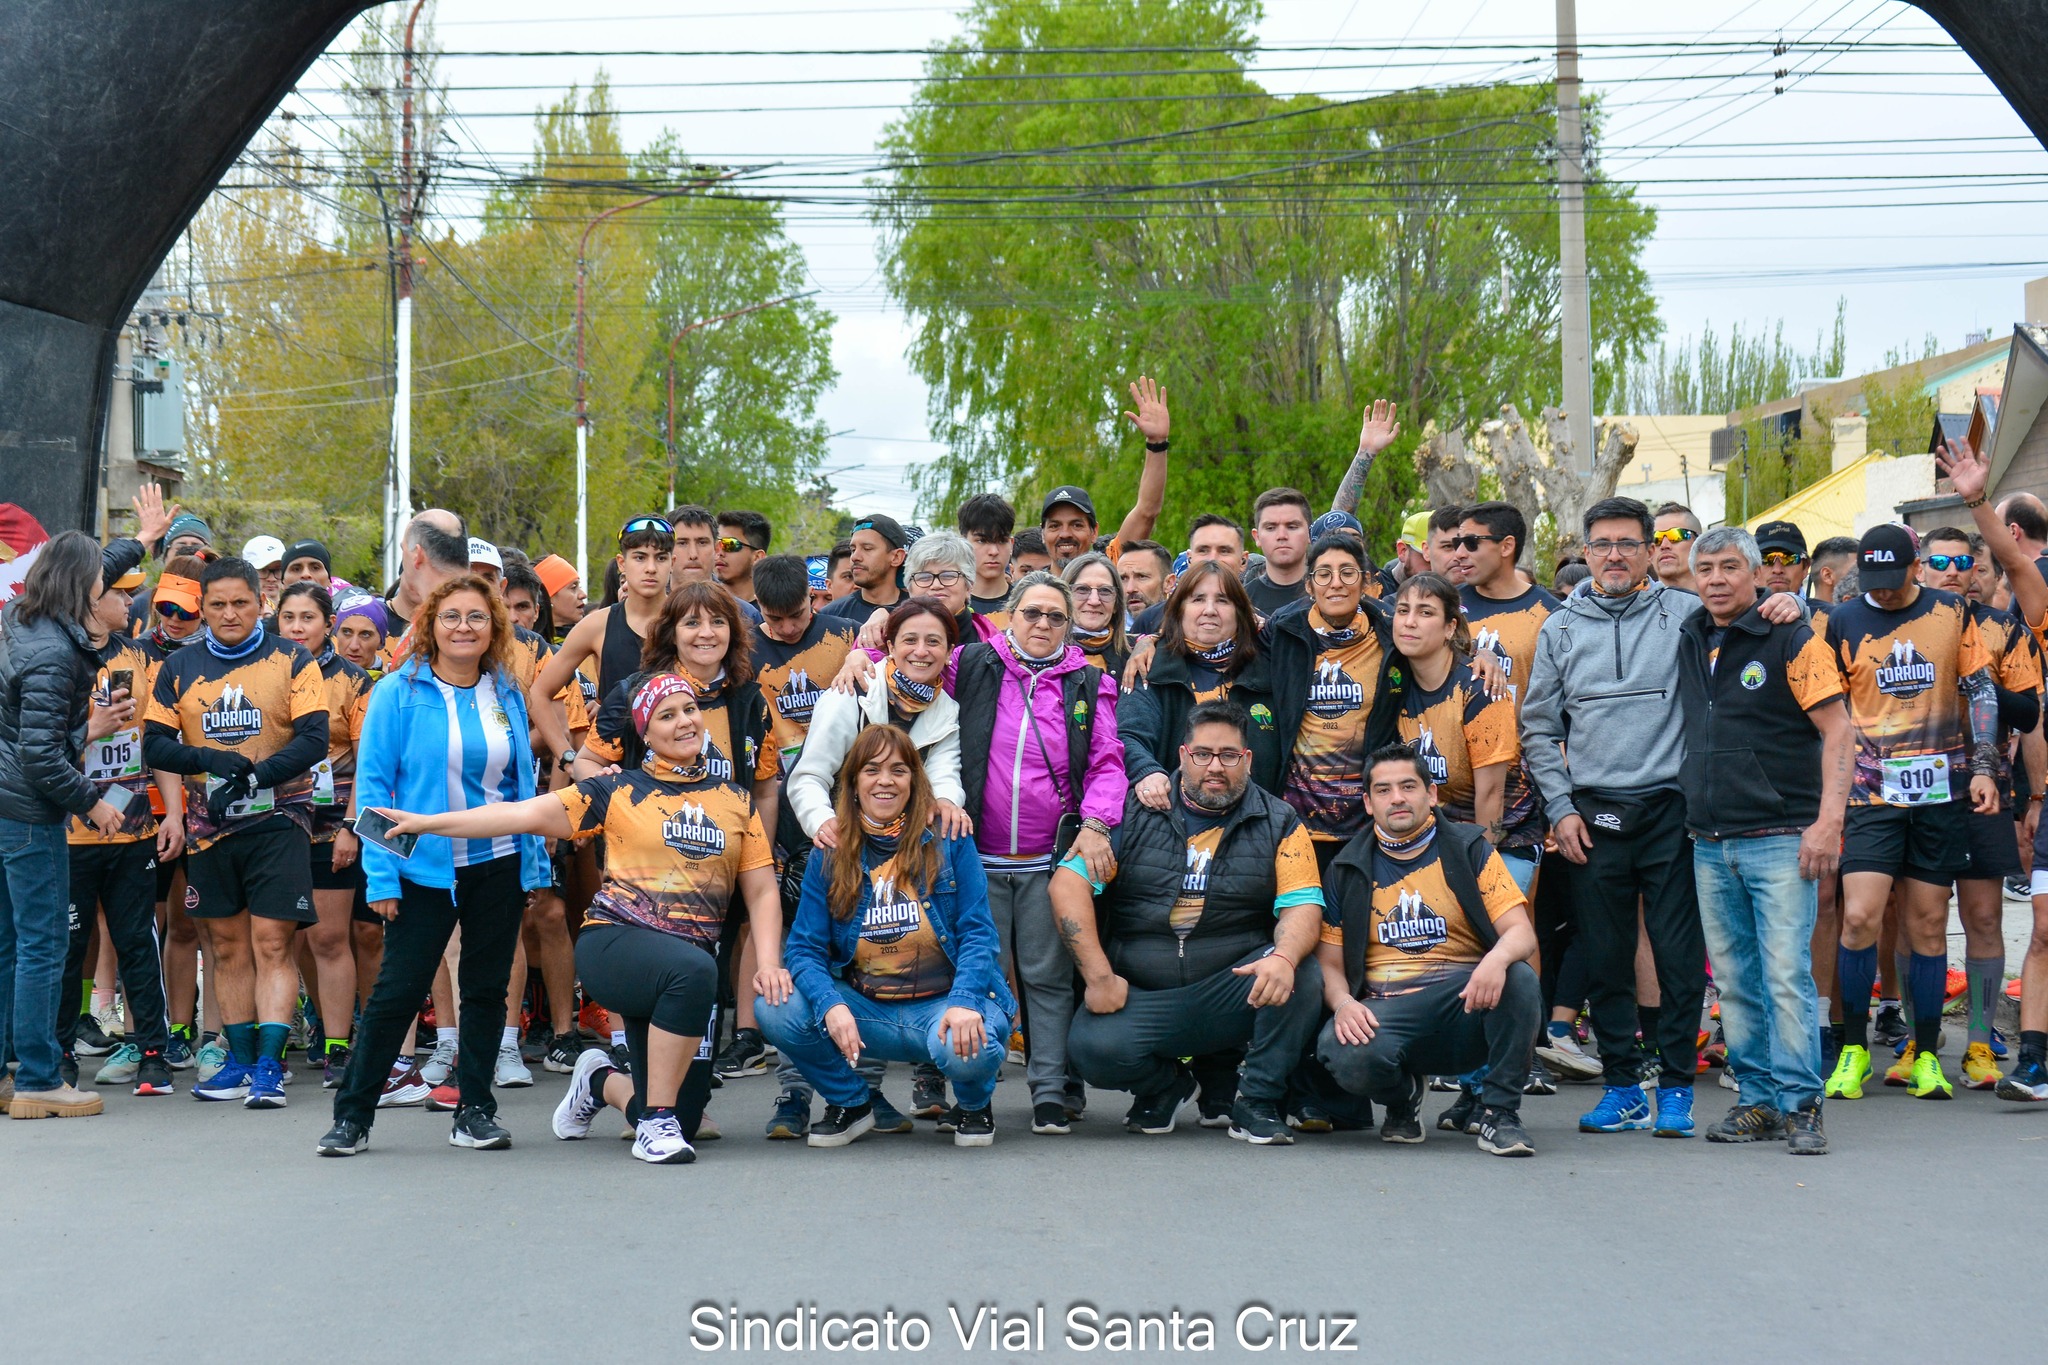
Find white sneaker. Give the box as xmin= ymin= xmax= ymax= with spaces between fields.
xmin=1535 ymin=1029 xmax=1604 ymax=1081
xmin=494 ymin=1043 xmax=534 ymax=1089
xmin=553 ymin=1049 xmax=609 ymax=1140
xmin=94 ymin=1042 xmax=143 ymax=1086
xmin=1718 ymin=1067 xmax=1739 ymax=1091
xmin=632 ymin=1112 xmax=695 ymax=1164
xmin=194 ymin=1038 xmax=229 ymax=1083
xmin=420 ymin=1037 xmax=459 ymax=1087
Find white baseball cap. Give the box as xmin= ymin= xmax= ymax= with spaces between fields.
xmin=241 ymin=535 xmax=286 ymax=570
xmin=468 ymin=537 xmax=503 ymax=571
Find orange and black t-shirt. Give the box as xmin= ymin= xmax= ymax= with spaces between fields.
xmin=308 ymin=652 xmax=373 ymax=841
xmin=1971 ymin=602 xmax=2043 ymax=797
xmin=1397 ymin=661 xmax=1541 ymax=846
xmin=1280 ymin=614 xmax=1383 ymax=841
xmin=146 ymin=633 xmax=327 ymax=851
xmin=752 ymin=614 xmax=859 ymax=771
xmin=1318 ymin=819 xmax=1525 ymax=995
xmin=847 ymin=847 xmax=955 ymax=1001
xmin=557 ymin=760 xmax=773 ymax=946
xmin=584 ymin=675 xmax=775 ymax=786
xmin=1825 ymin=588 xmax=1991 ymax=807
xmin=70 ymin=637 xmax=164 ymax=847
xmin=1460 ymin=582 xmax=1561 ymax=714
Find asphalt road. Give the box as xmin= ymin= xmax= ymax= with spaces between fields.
xmin=4 ymin=1039 xmax=2045 ymax=1364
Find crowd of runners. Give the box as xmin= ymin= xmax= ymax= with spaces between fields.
xmin=4 ymin=378 xmax=2046 ymax=1166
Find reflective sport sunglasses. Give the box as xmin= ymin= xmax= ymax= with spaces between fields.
xmin=1760 ymin=551 xmax=1806 ymax=567
xmin=1926 ymin=553 xmax=1975 ymax=572
xmin=619 ymin=515 xmax=673 ymax=541
xmin=1651 ymin=527 xmax=1698 ymax=545
xmin=156 ymin=602 xmax=199 ymax=621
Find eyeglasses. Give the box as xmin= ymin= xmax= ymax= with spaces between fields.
xmin=1446 ymin=534 xmax=1502 ymax=553
xmin=1070 ymin=583 xmax=1117 ymax=600
xmin=909 ymin=570 xmax=966 ymax=589
xmin=1651 ymin=527 xmax=1699 ymax=546
xmin=435 ymin=610 xmax=493 ymax=629
xmin=156 ymin=602 xmax=198 ymax=621
xmin=1015 ymin=606 xmax=1070 ymax=628
xmin=1926 ymin=553 xmax=1976 ymax=572
xmin=1183 ymin=747 xmax=1248 ymax=768
xmin=1761 ymin=551 xmax=1807 ymax=567
xmin=1311 ymin=565 xmax=1363 ymax=585
xmin=619 ymin=516 xmax=672 ymax=540
xmin=1585 ymin=538 xmax=1646 ymax=557
xmin=716 ymin=536 xmax=762 ymax=554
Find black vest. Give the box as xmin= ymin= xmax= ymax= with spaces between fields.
xmin=1325 ymin=820 xmax=1499 ymax=999
xmin=1675 ymin=605 xmax=1825 ymax=838
xmin=955 ymin=643 xmax=1100 ymax=826
xmin=1099 ymin=782 xmax=1299 ymax=991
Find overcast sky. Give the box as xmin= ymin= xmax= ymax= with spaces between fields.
xmin=293 ymin=0 xmax=2048 ymax=520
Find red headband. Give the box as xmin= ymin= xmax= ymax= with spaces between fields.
xmin=632 ymin=672 xmax=697 ymax=736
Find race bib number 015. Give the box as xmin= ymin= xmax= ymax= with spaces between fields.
xmin=86 ymin=729 xmax=143 ymax=782
xmin=1880 ymin=754 xmax=1950 ymax=807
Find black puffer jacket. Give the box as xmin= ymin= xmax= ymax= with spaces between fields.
xmin=0 ymin=599 xmax=102 ymax=824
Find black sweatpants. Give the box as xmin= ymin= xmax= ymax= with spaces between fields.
xmin=574 ymin=922 xmax=719 ymax=1137
xmin=333 ymin=855 xmax=526 ymax=1128
xmin=1531 ymin=848 xmax=1590 ymax=1016
xmin=1317 ymin=961 xmax=1541 ymax=1110
xmin=1066 ymin=948 xmax=1324 ymax=1105
xmin=1569 ymin=789 xmax=1705 ymax=1087
xmin=60 ymin=839 xmax=169 ymax=1054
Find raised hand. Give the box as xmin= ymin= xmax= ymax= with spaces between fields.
xmin=1357 ymin=399 xmax=1401 ymax=455
xmin=132 ymin=482 xmax=178 ymax=549
xmin=1936 ymin=436 xmax=1988 ymax=503
xmin=1123 ymin=376 xmax=1169 ymax=446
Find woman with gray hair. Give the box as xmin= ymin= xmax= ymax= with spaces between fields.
xmin=1062 ymin=551 xmax=1129 ymax=678
xmin=854 ymin=530 xmax=1000 ymax=650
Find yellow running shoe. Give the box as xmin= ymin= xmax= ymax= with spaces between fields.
xmin=1825 ymin=1044 xmax=1872 ymax=1100
xmin=1908 ymin=1047 xmax=1954 ymax=1100
xmin=1884 ymin=1042 xmax=1918 ymax=1086
xmin=1961 ymin=1042 xmax=2002 ymax=1090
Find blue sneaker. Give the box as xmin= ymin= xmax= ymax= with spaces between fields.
xmin=1577 ymin=1085 xmax=1652 ymax=1133
xmin=195 ymin=1059 xmax=252 ymax=1102
xmin=244 ymin=1056 xmax=288 ymax=1110
xmin=1990 ymin=1028 xmax=2009 ymax=1061
xmin=1653 ymin=1084 xmax=1695 ymax=1138
xmin=163 ymin=1032 xmax=196 ymax=1071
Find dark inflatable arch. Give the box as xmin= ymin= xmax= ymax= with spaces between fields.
xmin=0 ymin=1 xmax=2034 ymax=532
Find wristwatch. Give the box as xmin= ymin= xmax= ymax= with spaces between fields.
xmin=559 ymin=750 xmax=577 ymax=771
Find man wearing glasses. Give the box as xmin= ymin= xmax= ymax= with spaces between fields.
xmin=1651 ymin=503 xmax=1702 ymax=594
xmin=1055 ymin=701 xmax=1326 ymax=1146
xmin=714 ymin=511 xmax=772 ymax=606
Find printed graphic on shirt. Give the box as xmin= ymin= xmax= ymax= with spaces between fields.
xmin=1460 ymin=583 xmax=1560 ymax=713
xmin=1825 ymin=588 xmax=1990 ymax=807
xmin=753 ymin=615 xmax=858 ymax=767
xmin=1318 ymin=835 xmax=1525 ymax=994
xmin=1163 ymin=810 xmax=1322 ymax=938
xmin=146 ymin=634 xmax=326 ymax=851
xmin=847 ymin=853 xmax=955 ymax=1002
xmin=71 ymin=638 xmax=163 ymax=846
xmin=1282 ymin=632 xmax=1382 ymax=840
xmin=1972 ymin=602 xmax=2042 ymax=795
xmin=558 ymin=767 xmax=772 ymax=944
xmin=586 ymin=679 xmax=773 ymax=787
xmin=1397 ymin=664 xmax=1539 ymax=844
xmin=309 ymin=655 xmax=372 ymax=841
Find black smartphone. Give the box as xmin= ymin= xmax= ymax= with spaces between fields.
xmin=107 ymin=668 xmax=133 ymax=699
xmin=354 ymin=808 xmax=419 ymax=860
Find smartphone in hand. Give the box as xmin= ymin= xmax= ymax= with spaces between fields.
xmin=354 ymin=808 xmax=419 ymax=860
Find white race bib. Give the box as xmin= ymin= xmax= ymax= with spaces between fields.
xmin=86 ymin=728 xmax=143 ymax=782
xmin=311 ymin=759 xmax=338 ymax=806
xmin=206 ymin=774 xmax=275 ymax=819
xmin=1880 ymin=754 xmax=1951 ymax=807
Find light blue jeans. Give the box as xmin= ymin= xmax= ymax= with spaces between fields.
xmin=0 ymin=817 xmax=74 ymax=1092
xmin=1693 ymin=834 xmax=1823 ymax=1112
xmin=757 ymin=985 xmax=1009 ymax=1110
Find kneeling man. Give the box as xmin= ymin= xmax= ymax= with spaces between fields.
xmin=1054 ymin=701 xmax=1326 ymax=1145
xmin=1315 ymin=744 xmax=1542 ymax=1156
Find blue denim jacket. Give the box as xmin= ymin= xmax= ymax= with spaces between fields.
xmin=785 ymin=830 xmax=1016 ymax=1025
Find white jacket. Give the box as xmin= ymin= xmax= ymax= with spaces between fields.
xmin=785 ymin=670 xmax=965 ymax=837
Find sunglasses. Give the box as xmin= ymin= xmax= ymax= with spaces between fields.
xmin=1015 ymin=606 xmax=1070 ymax=628
xmin=619 ymin=516 xmax=673 ymax=540
xmin=715 ymin=536 xmax=762 ymax=554
xmin=1446 ymin=533 xmax=1502 ymax=553
xmin=1926 ymin=553 xmax=1975 ymax=572
xmin=1651 ymin=527 xmax=1699 ymax=545
xmin=156 ymin=602 xmax=199 ymax=621
xmin=1760 ymin=551 xmax=1806 ymax=567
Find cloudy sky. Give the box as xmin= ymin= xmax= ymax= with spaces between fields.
xmin=285 ymin=0 xmax=2048 ymax=519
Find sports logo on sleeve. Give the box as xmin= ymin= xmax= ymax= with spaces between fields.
xmin=1377 ymin=889 xmax=1450 ymax=955
xmin=201 ymin=683 xmax=265 ymax=745
xmin=661 ymin=800 xmax=729 ymax=858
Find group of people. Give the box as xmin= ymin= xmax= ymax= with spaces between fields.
xmin=4 ymin=378 xmax=2045 ymax=1167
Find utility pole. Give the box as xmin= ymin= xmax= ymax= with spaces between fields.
xmin=1556 ymin=0 xmax=1594 ymax=473
xmin=385 ymin=0 xmax=428 ymax=586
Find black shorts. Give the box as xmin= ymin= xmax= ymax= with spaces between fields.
xmin=156 ymin=851 xmax=183 ymax=906
xmin=1963 ymin=808 xmax=2023 ymax=880
xmin=184 ymin=822 xmax=317 ymax=924
xmin=1840 ymin=802 xmax=1971 ymax=884
xmin=308 ymin=836 xmax=365 ymax=892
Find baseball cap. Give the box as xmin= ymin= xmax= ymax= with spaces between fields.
xmin=283 ymin=538 xmax=331 ymax=571
xmin=1754 ymin=520 xmax=1807 ymax=557
xmin=1857 ymin=524 xmax=1915 ymax=591
xmin=1041 ymin=486 xmax=1097 ymax=523
xmin=1310 ymin=510 xmax=1365 ymax=542
xmin=107 ymin=565 xmax=147 ymax=592
xmin=850 ymin=514 xmax=908 ymax=549
xmin=804 ymin=555 xmax=830 ymax=591
xmin=153 ymin=573 xmax=202 ymax=616
xmin=241 ymin=535 xmax=285 ymax=570
xmin=1399 ymin=510 xmax=1431 ymax=549
xmin=467 ymin=537 xmax=503 ymax=571
xmin=163 ymin=513 xmax=211 ymax=548
xmin=534 ymin=554 xmax=579 ymax=597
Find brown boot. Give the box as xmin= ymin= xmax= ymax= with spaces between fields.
xmin=9 ymin=1083 xmax=105 ymax=1119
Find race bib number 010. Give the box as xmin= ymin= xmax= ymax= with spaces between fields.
xmin=1880 ymin=754 xmax=1950 ymax=807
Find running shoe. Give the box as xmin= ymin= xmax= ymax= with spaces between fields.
xmin=1062 ymin=1083 xmax=1088 ymax=1122
xmin=1006 ymin=1028 xmax=1026 ymax=1065
xmin=94 ymin=1042 xmax=142 ymax=1086
xmin=449 ymin=1104 xmax=511 ymax=1149
xmin=764 ymin=1090 xmax=810 ymax=1140
xmin=712 ymin=1026 xmax=772 ymax=1079
xmin=952 ymin=1105 xmax=995 ymax=1147
xmin=1871 ymin=1003 xmax=1910 ymax=1049
xmin=1578 ymin=1085 xmax=1652 ymax=1133
xmin=1995 ymin=1055 xmax=2048 ymax=1103
xmin=553 ymin=1048 xmax=610 ymax=1140
xmin=1032 ymin=1100 xmax=1073 ymax=1136
xmin=1824 ymin=1044 xmax=1872 ymax=1100
xmin=633 ymin=1112 xmax=694 ymax=1164
xmin=164 ymin=1032 xmax=196 ymax=1071
xmin=426 ymin=1085 xmax=460 ymax=1113
xmin=494 ymin=1043 xmax=533 ymax=1088
xmin=1945 ymin=967 xmax=1968 ymax=1006
xmin=543 ymin=1032 xmax=582 ymax=1074
xmin=1287 ymin=1105 xmax=1335 ymax=1134
xmin=1476 ymin=1106 xmax=1534 ymax=1157
xmin=315 ymin=1119 xmax=369 ymax=1157
xmin=244 ymin=1056 xmax=287 ymax=1109
xmin=1426 ymin=1074 xmax=1461 ymax=1093
xmin=2005 ymin=876 xmax=2033 ymax=903
xmin=1226 ymin=1097 xmax=1293 ymax=1146
xmin=377 ymin=1062 xmax=431 ymax=1108
xmin=808 ymin=1099 xmax=876 ymax=1148
xmin=1784 ymin=1104 xmax=1828 ymax=1155
xmin=1990 ymin=1028 xmax=2009 ymax=1060
xmin=1704 ymin=1102 xmax=1784 ymax=1143
xmin=73 ymin=1012 xmax=115 ymax=1056
xmin=1907 ymin=1048 xmax=1954 ymax=1100
xmin=696 ymin=1111 xmax=722 ymax=1141
xmin=58 ymin=1052 xmax=78 ymax=1088
xmin=1717 ymin=1067 xmax=1738 ymax=1091
xmin=870 ymin=1090 xmax=912 ymax=1133
xmin=287 ymin=997 xmax=313 ymax=1051
xmin=419 ymin=1037 xmax=458 ymax=1088
xmin=1524 ymin=1061 xmax=1558 ymax=1096
xmin=1197 ymin=1097 xmax=1234 ymax=1129
xmin=1653 ymin=1085 xmax=1695 ymax=1138
xmin=1697 ymin=1025 xmax=1727 ymax=1072
xmin=133 ymin=1051 xmax=175 ymax=1096
xmin=1124 ymin=1067 xmax=1197 ymax=1135
xmin=1961 ymin=1042 xmax=2003 ymax=1090
xmin=1436 ymin=1089 xmax=1482 ymax=1135
xmin=1884 ymin=1042 xmax=1919 ymax=1086
xmin=908 ymin=1065 xmax=947 ymax=1119
xmin=322 ymin=1046 xmax=351 ymax=1090
xmin=195 ymin=1037 xmax=229 ymax=1083
xmin=1379 ymin=1093 xmax=1425 ymax=1145
xmin=1535 ymin=1028 xmax=1604 ymax=1081
xmin=195 ymin=1059 xmax=252 ymax=1102
xmin=519 ymin=1028 xmax=547 ymax=1065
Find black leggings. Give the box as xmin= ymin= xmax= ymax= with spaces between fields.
xmin=575 ymin=922 xmax=718 ymax=1136
xmin=61 ymin=840 xmax=170 ymax=1053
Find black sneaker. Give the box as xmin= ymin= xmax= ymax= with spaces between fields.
xmin=315 ymin=1118 xmax=370 ymax=1157
xmin=1820 ymin=1023 xmax=1842 ymax=1074
xmin=544 ymin=1032 xmax=583 ymax=1075
xmin=73 ymin=1013 xmax=114 ymax=1056
xmin=1124 ymin=1066 xmax=1197 ymax=1135
xmin=1476 ymin=1105 xmax=1534 ymax=1157
xmin=133 ymin=1050 xmax=175 ymax=1097
xmin=1197 ymin=1098 xmax=1235 ymax=1129
xmin=1227 ymin=1096 xmax=1293 ymax=1146
xmin=764 ymin=1090 xmax=810 ymax=1139
xmin=1704 ymin=1101 xmax=1785 ymax=1143
xmin=1436 ymin=1088 xmax=1482 ymax=1134
xmin=870 ymin=1090 xmax=913 ymax=1133
xmin=1523 ymin=1061 xmax=1558 ymax=1096
xmin=807 ymin=1099 xmax=876 ymax=1148
xmin=1872 ymin=1002 xmax=1910 ymax=1048
xmin=952 ymin=1104 xmax=995 ymax=1147
xmin=1381 ymin=1076 xmax=1425 ymax=1143
xmin=1784 ymin=1103 xmax=1828 ymax=1155
xmin=1031 ymin=1101 xmax=1072 ymax=1135
xmin=519 ymin=1027 xmax=548 ymax=1065
xmin=713 ymin=1026 xmax=773 ymax=1078
xmin=58 ymin=1051 xmax=79 ymax=1089
xmin=1997 ymin=1055 xmax=2048 ymax=1103
xmin=607 ymin=1042 xmax=634 ymax=1074
xmin=1287 ymin=1105 xmax=1334 ymax=1134
xmin=449 ymin=1104 xmax=511 ymax=1150
xmin=909 ymin=1065 xmax=948 ymax=1119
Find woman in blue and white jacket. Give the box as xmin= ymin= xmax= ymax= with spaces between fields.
xmin=322 ymin=575 xmax=550 ymax=1157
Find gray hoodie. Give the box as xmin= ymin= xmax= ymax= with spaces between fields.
xmin=1520 ymin=578 xmax=1702 ymax=823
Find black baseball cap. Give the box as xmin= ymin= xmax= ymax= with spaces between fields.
xmin=849 ymin=514 xmax=908 ymax=549
xmin=1042 ymin=486 xmax=1097 ymax=523
xmin=1856 ymin=524 xmax=1915 ymax=590
xmin=1753 ymin=521 xmax=1806 ymax=557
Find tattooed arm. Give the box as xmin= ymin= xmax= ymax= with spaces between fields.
xmin=1050 ymin=865 xmax=1126 ymax=1014
xmin=1332 ymin=399 xmax=1401 ymax=515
